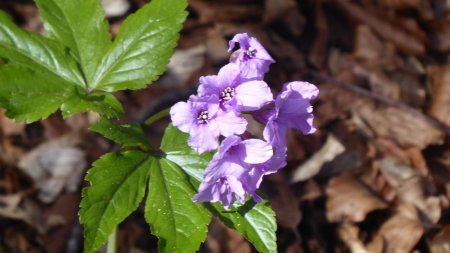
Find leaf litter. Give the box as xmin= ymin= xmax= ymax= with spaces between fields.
xmin=1 ymin=0 xmax=450 ymax=252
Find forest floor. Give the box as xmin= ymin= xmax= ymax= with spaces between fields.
xmin=0 ymin=0 xmax=450 ymax=252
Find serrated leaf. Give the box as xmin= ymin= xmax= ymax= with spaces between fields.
xmin=0 ymin=65 xmax=70 ymax=123
xmin=213 ymin=201 xmax=277 ymax=253
xmin=161 ymin=124 xmax=212 ymax=181
xmin=0 ymin=11 xmax=85 ymax=86
xmin=92 ymin=0 xmax=188 ymax=91
xmin=145 ymin=158 xmax=211 ymax=253
xmin=160 ymin=124 xmax=278 ymax=253
xmin=60 ymin=87 xmax=123 ymax=119
xmin=80 ymin=151 xmax=153 ymax=253
xmin=90 ymin=118 xmax=150 ymax=149
xmin=35 ymin=0 xmax=112 ymax=85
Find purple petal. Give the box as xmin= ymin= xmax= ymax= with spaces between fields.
xmin=170 ymin=101 xmax=194 ymax=133
xmin=228 ymin=33 xmax=251 ymax=52
xmin=215 ymin=110 xmax=248 ymax=137
xmin=217 ymin=63 xmax=241 ymax=88
xmin=249 ymin=37 xmax=275 ymax=62
xmin=198 ymin=75 xmax=221 ymax=97
xmin=242 ymin=167 xmax=266 ymax=202
xmin=235 ymin=80 xmax=273 ymax=111
xmin=239 ymin=139 xmax=273 ymax=164
xmin=282 ymin=81 xmax=319 ymax=100
xmin=188 ymin=123 xmax=220 ymax=154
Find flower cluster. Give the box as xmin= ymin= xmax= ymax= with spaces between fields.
xmin=170 ymin=33 xmax=318 ymax=208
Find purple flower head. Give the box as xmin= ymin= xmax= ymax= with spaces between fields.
xmin=170 ymin=95 xmax=248 ymax=154
xmin=253 ymin=81 xmax=318 ymax=171
xmin=198 ymin=63 xmax=273 ymax=112
xmin=228 ymin=33 xmax=275 ymax=79
xmin=193 ymin=135 xmax=273 ymax=208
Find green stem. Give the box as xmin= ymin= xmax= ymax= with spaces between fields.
xmin=143 ymin=108 xmax=170 ymax=127
xmin=107 ymin=227 xmax=118 ymax=253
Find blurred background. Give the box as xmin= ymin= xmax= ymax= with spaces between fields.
xmin=0 ymin=0 xmax=450 ymax=252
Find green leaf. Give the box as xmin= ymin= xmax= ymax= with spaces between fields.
xmin=0 ymin=65 xmax=70 ymax=123
xmin=34 ymin=0 xmax=112 ymax=85
xmin=160 ymin=124 xmax=278 ymax=253
xmin=80 ymin=151 xmax=153 ymax=253
xmin=92 ymin=0 xmax=188 ymax=91
xmin=213 ymin=201 xmax=277 ymax=253
xmin=60 ymin=87 xmax=124 ymax=119
xmin=0 ymin=11 xmax=85 ymax=86
xmin=161 ymin=124 xmax=213 ymax=181
xmin=90 ymin=118 xmax=150 ymax=149
xmin=145 ymin=158 xmax=211 ymax=253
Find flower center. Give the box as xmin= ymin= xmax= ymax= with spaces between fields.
xmin=244 ymin=47 xmax=256 ymax=60
xmin=197 ymin=110 xmax=209 ymax=124
xmin=220 ymin=87 xmax=235 ymax=102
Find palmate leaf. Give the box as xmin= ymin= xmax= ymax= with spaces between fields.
xmin=145 ymin=158 xmax=212 ymax=253
xmin=0 ymin=65 xmax=71 ymax=123
xmin=89 ymin=118 xmax=149 ymax=149
xmin=160 ymin=124 xmax=278 ymax=253
xmin=60 ymin=87 xmax=124 ymax=119
xmin=0 ymin=12 xmax=84 ymax=86
xmin=91 ymin=0 xmax=188 ymax=91
xmin=79 ymin=151 xmax=154 ymax=253
xmin=213 ymin=202 xmax=277 ymax=253
xmin=34 ymin=0 xmax=112 ymax=85
xmin=80 ymin=150 xmax=212 ymax=253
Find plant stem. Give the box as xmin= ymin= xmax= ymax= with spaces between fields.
xmin=143 ymin=107 xmax=170 ymax=127
xmin=107 ymin=227 xmax=118 ymax=253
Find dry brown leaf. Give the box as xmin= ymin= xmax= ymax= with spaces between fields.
xmin=380 ymin=159 xmax=442 ymax=224
xmin=0 ymin=194 xmax=44 ymax=232
xmin=355 ymin=103 xmax=444 ymax=149
xmin=367 ymin=208 xmax=424 ymax=253
xmin=189 ymin=0 xmax=262 ymax=24
xmin=267 ymin=174 xmax=302 ymax=229
xmin=334 ymin=0 xmax=425 ymax=55
xmin=291 ymin=134 xmax=345 ymax=183
xmin=206 ymin=218 xmax=251 ymax=253
xmin=338 ymin=223 xmax=368 ymax=253
xmin=428 ymin=65 xmax=450 ymax=128
xmin=0 ymin=110 xmax=25 ymax=136
xmin=378 ymin=0 xmax=433 ymax=20
xmin=428 ymin=225 xmax=450 ymax=253
xmin=18 ymin=134 xmax=86 ymax=203
xmin=308 ymin=0 xmax=328 ymax=70
xmin=159 ymin=45 xmax=206 ymax=85
xmin=326 ymin=172 xmax=388 ymax=223
xmin=429 ymin=17 xmax=450 ymax=52
xmin=263 ymin=0 xmax=297 ymax=24
xmin=101 ymin=0 xmax=129 ymax=18
xmin=354 ymin=25 xmax=384 ymax=61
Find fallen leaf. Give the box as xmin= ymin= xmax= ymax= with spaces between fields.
xmin=355 ymin=103 xmax=444 ymax=149
xmin=428 ymin=225 xmax=450 ymax=253
xmin=380 ymin=159 xmax=442 ymax=224
xmin=338 ymin=223 xmax=368 ymax=253
xmin=18 ymin=134 xmax=86 ymax=203
xmin=427 ymin=65 xmax=450 ymax=128
xmin=367 ymin=207 xmax=424 ymax=253
xmin=101 ymin=0 xmax=130 ymax=18
xmin=334 ymin=0 xmax=426 ymax=55
xmin=291 ymin=134 xmax=345 ymax=183
xmin=326 ymin=172 xmax=388 ymax=223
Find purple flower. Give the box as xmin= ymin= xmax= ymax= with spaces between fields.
xmin=228 ymin=33 xmax=275 ymax=79
xmin=170 ymin=95 xmax=247 ymax=154
xmin=198 ymin=63 xmax=273 ymax=112
xmin=254 ymin=81 xmax=318 ymax=169
xmin=193 ymin=135 xmax=273 ymax=208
